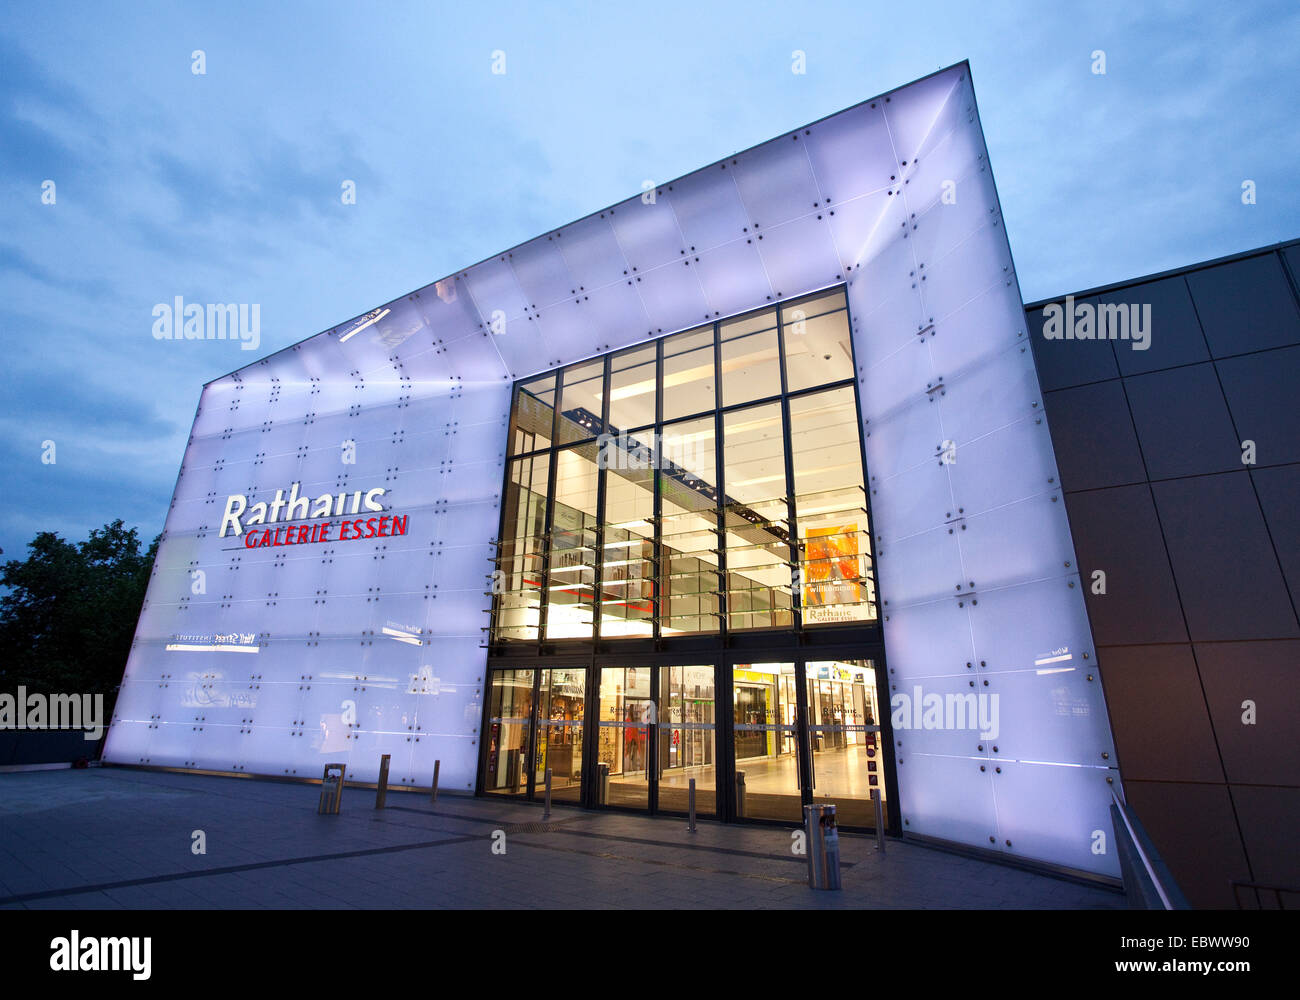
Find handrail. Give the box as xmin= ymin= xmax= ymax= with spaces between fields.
xmin=1110 ymin=788 xmax=1190 ymax=910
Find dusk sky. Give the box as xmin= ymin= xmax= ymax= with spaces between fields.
xmin=2 ymin=0 xmax=1297 ymax=560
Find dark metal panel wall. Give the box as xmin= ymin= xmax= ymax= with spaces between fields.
xmin=1028 ymin=238 xmax=1300 ymax=908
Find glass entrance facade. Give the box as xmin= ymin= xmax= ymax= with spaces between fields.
xmin=482 ymin=288 xmax=897 ymax=830
xmin=492 ymin=287 xmax=876 ymax=642
xmin=482 ymin=656 xmax=890 ymax=828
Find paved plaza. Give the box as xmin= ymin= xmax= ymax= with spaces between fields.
xmin=0 ymin=767 xmax=1124 ymax=909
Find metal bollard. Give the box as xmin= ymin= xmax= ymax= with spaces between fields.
xmin=735 ymin=771 xmax=746 ymax=818
xmin=430 ymin=759 xmax=440 ymax=803
xmin=804 ymin=803 xmax=842 ymax=890
xmin=872 ymin=788 xmax=886 ymax=853
xmin=543 ymin=767 xmax=552 ymax=820
xmin=376 ymin=753 xmax=391 ymax=809
xmin=687 ymin=778 xmax=697 ymax=833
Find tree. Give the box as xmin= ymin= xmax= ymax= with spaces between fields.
xmin=0 ymin=520 xmax=158 ymax=717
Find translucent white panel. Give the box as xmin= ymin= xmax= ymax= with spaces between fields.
xmin=691 ymin=238 xmax=773 ymax=319
xmin=926 ymin=281 xmax=1029 ymax=375
xmin=908 ymin=172 xmax=999 ymax=269
xmin=881 ymin=597 xmax=976 ymax=678
xmin=509 ymin=238 xmax=578 ymax=311
xmin=108 ymin=676 xmax=160 ymax=721
xmin=945 ymin=418 xmax=1057 ymax=516
xmin=858 ymin=327 xmax=940 ymax=419
xmin=102 ymin=719 xmax=152 ymax=763
xmin=565 ymin=282 xmax=651 ymax=361
xmin=410 ymin=667 xmax=483 ymax=732
xmin=451 ymin=409 xmax=511 ymax=460
xmin=967 ymin=575 xmax=1094 ymax=673
xmin=532 ymin=302 xmax=600 ymax=363
xmin=753 ymin=214 xmax=842 ymax=296
xmin=904 ymin=125 xmax=987 ymax=217
xmin=889 ymin=670 xmax=996 ymax=758
xmin=460 ymin=256 xmax=531 ymax=331
xmin=877 ymin=525 xmax=964 ymax=608
xmin=409 ymin=277 xmax=487 ymax=342
xmin=433 ymin=455 xmax=503 ymax=505
xmin=991 ymin=760 xmax=1120 ymax=877
xmin=935 ymin=335 xmax=1034 ymax=442
xmin=191 ymin=384 xmax=233 ymax=438
xmin=608 ymin=200 xmax=683 ymax=271
xmin=553 ymin=213 xmax=631 ymax=291
xmin=882 ymin=71 xmax=962 ymax=160
xmin=896 ymin=751 xmax=997 ymax=846
xmin=438 ymin=327 xmax=515 ymax=383
xmin=371 ymin=595 xmax=433 ymax=641
xmin=957 ymin=494 xmax=1076 ymax=590
xmin=423 ymin=584 xmax=487 ymax=637
xmin=862 ymin=392 xmax=945 ymax=477
xmin=732 ymin=139 xmax=821 ymax=229
xmin=433 ymin=499 xmax=502 ymax=548
xmin=803 ymin=103 xmax=894 ymax=203
xmin=665 ymin=170 xmax=749 ymax=254
xmin=867 ymin=459 xmax=952 ymax=543
xmin=848 ymin=271 xmax=925 ymax=346
xmin=453 ymin=382 xmax=513 ymax=425
xmin=921 ymin=223 xmax=1012 ymax=322
xmin=635 ymin=261 xmax=711 ymax=336
xmin=825 ymin=189 xmax=892 ymax=283
xmin=238 ymin=720 xmax=308 ymax=777
xmin=981 ymin=663 xmax=1116 ymax=764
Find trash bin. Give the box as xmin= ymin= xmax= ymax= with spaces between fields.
xmin=804 ymin=803 xmax=841 ymax=890
xmin=597 ymin=762 xmax=610 ymax=805
xmin=735 ymin=771 xmax=746 ymax=818
xmin=318 ymin=763 xmax=346 ymax=815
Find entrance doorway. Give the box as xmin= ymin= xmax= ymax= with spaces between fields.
xmin=481 ymin=654 xmax=892 ymax=830
xmin=595 ymin=664 xmax=718 ymax=817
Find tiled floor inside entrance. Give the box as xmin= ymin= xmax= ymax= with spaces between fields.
xmin=0 ymin=767 xmax=1123 ymax=909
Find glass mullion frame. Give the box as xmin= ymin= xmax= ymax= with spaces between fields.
xmin=719 ymin=307 xmax=781 ymax=408
xmin=508 ymin=373 xmax=557 ymax=457
xmin=781 ymin=288 xmax=852 ymax=393
xmin=790 ymin=386 xmax=876 ymax=625
xmin=776 ymin=303 xmax=803 ymax=632
xmin=547 ymin=442 xmax=600 ymax=639
xmin=493 ymin=454 xmax=550 ymax=642
xmin=608 ymin=344 xmax=658 ymax=438
xmin=592 ymin=357 xmax=611 ymax=639
xmin=713 ymin=320 xmax=727 ymax=640
xmin=556 ymin=359 xmax=605 ymax=445
xmin=721 ymin=402 xmax=791 ymax=631
xmin=662 ymin=324 xmax=717 ymax=422
xmin=658 ymin=412 xmax=720 ymax=636
xmin=653 ymin=335 xmax=664 ymax=643
xmin=599 ymin=457 xmax=656 ymax=638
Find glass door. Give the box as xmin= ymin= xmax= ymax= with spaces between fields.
xmin=657 ymin=665 xmax=717 ymax=817
xmin=484 ymin=668 xmax=536 ymax=797
xmin=536 ymin=668 xmax=586 ymax=803
xmin=731 ymin=662 xmax=802 ymax=821
xmin=484 ymin=666 xmax=587 ymax=803
xmin=596 ymin=666 xmax=652 ymax=809
xmin=805 ymin=659 xmax=887 ymax=829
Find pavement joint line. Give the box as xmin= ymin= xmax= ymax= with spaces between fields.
xmin=0 ymin=832 xmax=483 ymax=906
